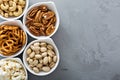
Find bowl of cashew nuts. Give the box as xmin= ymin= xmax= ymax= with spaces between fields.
xmin=0 ymin=0 xmax=29 ymax=20
xmin=23 ymin=38 xmax=60 ymax=76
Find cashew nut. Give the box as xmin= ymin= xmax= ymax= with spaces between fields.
xmin=4 ymin=9 xmax=9 ymax=12
xmin=9 ymin=1 xmax=16 ymax=11
xmin=0 ymin=9 xmax=4 ymax=16
xmin=8 ymin=11 xmax=13 ymax=16
xmin=18 ymin=0 xmax=25 ymax=5
xmin=4 ymin=13 xmax=8 ymax=17
xmin=0 ymin=0 xmax=3 ymax=4
xmin=13 ymin=5 xmax=22 ymax=16
xmin=3 ymin=0 xmax=9 ymax=1
xmin=0 ymin=2 xmax=9 ymax=10
xmin=13 ymin=0 xmax=18 ymax=3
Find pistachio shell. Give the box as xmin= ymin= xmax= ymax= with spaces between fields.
xmin=42 ymin=66 xmax=50 ymax=72
xmin=43 ymin=57 xmax=49 ymax=65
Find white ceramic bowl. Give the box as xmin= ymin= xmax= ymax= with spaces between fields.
xmin=23 ymin=38 xmax=60 ymax=76
xmin=0 ymin=0 xmax=29 ymax=20
xmin=0 ymin=58 xmax=28 ymax=80
xmin=23 ymin=1 xmax=60 ymax=39
xmin=0 ymin=20 xmax=28 ymax=57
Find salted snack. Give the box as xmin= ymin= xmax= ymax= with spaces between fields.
xmin=26 ymin=5 xmax=56 ymax=36
xmin=0 ymin=25 xmax=26 ymax=56
xmin=26 ymin=42 xmax=57 ymax=73
xmin=0 ymin=0 xmax=26 ymax=17
xmin=0 ymin=59 xmax=26 ymax=80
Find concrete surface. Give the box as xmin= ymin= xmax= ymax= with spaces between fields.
xmin=1 ymin=0 xmax=120 ymax=80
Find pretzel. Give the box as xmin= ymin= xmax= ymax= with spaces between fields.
xmin=0 ymin=25 xmax=26 ymax=56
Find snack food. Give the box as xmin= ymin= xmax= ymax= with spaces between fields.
xmin=0 ymin=0 xmax=26 ymax=17
xmin=0 ymin=25 xmax=26 ymax=56
xmin=26 ymin=42 xmax=57 ymax=73
xmin=26 ymin=5 xmax=56 ymax=36
xmin=0 ymin=59 xmax=26 ymax=80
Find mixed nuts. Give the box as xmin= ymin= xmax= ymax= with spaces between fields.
xmin=26 ymin=5 xmax=56 ymax=36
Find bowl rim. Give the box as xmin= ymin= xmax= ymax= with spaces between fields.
xmin=0 ymin=0 xmax=29 ymax=20
xmin=0 ymin=20 xmax=28 ymax=58
xmin=23 ymin=1 xmax=60 ymax=39
xmin=0 ymin=58 xmax=28 ymax=80
xmin=23 ymin=38 xmax=60 ymax=76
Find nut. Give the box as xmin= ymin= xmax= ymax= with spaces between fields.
xmin=39 ymin=59 xmax=43 ymax=64
xmin=26 ymin=48 xmax=32 ymax=55
xmin=29 ymin=26 xmax=40 ymax=36
xmin=41 ymin=52 xmax=47 ymax=57
xmin=37 ymin=63 xmax=43 ymax=69
xmin=28 ymin=7 xmax=39 ymax=17
xmin=33 ymin=67 xmax=39 ymax=73
xmin=26 ymin=5 xmax=56 ymax=36
xmin=40 ymin=42 xmax=47 ymax=47
xmin=33 ymin=42 xmax=40 ymax=47
xmin=26 ymin=57 xmax=30 ymax=62
xmin=53 ymin=56 xmax=57 ymax=62
xmin=48 ymin=56 xmax=52 ymax=63
xmin=49 ymin=62 xmax=55 ymax=68
xmin=42 ymin=66 xmax=50 ymax=72
xmin=47 ymin=44 xmax=54 ymax=50
xmin=40 ymin=47 xmax=47 ymax=52
xmin=35 ymin=10 xmax=41 ymax=22
xmin=39 ymin=5 xmax=48 ymax=12
xmin=33 ymin=59 xmax=38 ymax=66
xmin=28 ymin=59 xmax=33 ymax=64
xmin=46 ymin=24 xmax=55 ymax=36
xmin=30 ymin=45 xmax=35 ymax=51
xmin=43 ymin=57 xmax=49 ymax=65
xmin=33 ymin=46 xmax=40 ymax=52
xmin=29 ymin=51 xmax=35 ymax=58
xmin=4 ymin=13 xmax=9 ymax=17
xmin=47 ymin=50 xmax=55 ymax=57
xmin=42 ymin=11 xmax=55 ymax=20
xmin=35 ymin=54 xmax=42 ymax=59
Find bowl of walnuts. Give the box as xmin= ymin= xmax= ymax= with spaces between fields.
xmin=0 ymin=0 xmax=29 ymax=20
xmin=23 ymin=38 xmax=60 ymax=76
xmin=0 ymin=20 xmax=27 ymax=57
xmin=23 ymin=1 xmax=60 ymax=39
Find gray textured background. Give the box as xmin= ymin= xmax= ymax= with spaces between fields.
xmin=1 ymin=0 xmax=120 ymax=80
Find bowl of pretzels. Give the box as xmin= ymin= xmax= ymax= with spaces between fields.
xmin=0 ymin=20 xmax=27 ymax=57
